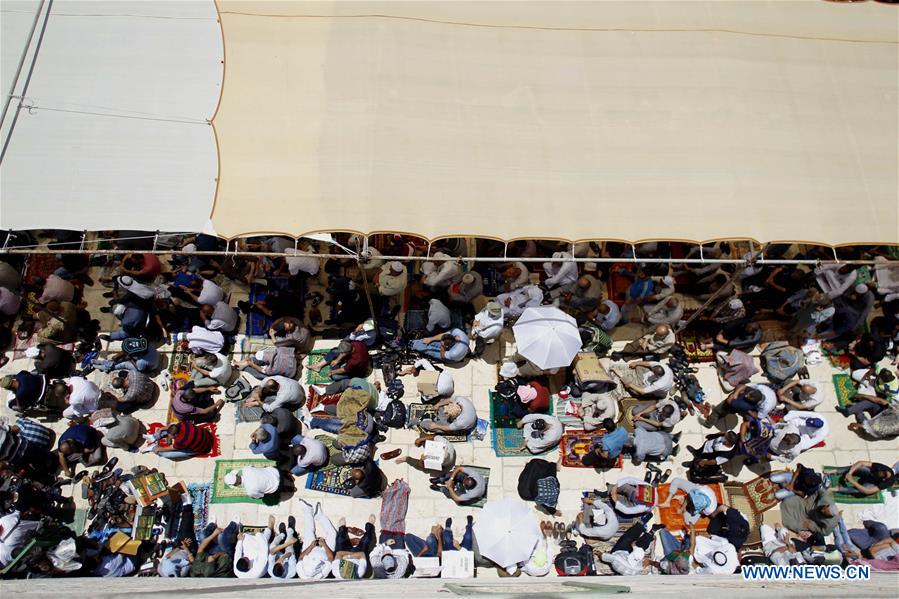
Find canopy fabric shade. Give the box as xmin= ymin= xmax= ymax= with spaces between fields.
xmin=1 ymin=1 xmax=896 ymax=245
xmin=210 ymin=0 xmax=898 ymax=244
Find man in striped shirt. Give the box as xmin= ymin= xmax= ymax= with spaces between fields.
xmin=150 ymin=422 xmax=214 ymax=460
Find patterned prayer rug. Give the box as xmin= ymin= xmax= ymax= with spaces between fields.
xmin=740 ymin=474 xmax=780 ymax=514
xmin=656 ymin=482 xmax=725 ymax=533
xmin=678 ymin=334 xmax=715 ymax=363
xmin=211 ymin=458 xmax=277 ymax=504
xmin=832 ymin=373 xmax=857 ymax=408
xmin=823 ymin=466 xmax=888 ymax=504
xmin=304 ymin=435 xmax=370 ymax=497
xmin=823 ymin=342 xmax=852 ymax=370
xmin=186 ymin=482 xmax=212 ymax=536
xmin=305 ymin=349 xmax=333 ymax=384
xmin=559 ymin=430 xmax=623 ymax=468
xmin=618 ymin=398 xmax=657 ymax=433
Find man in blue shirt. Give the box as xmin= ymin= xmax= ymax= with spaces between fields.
xmin=581 ymin=419 xmax=631 ymax=468
xmin=249 ymin=423 xmax=280 ymax=460
xmin=412 ymin=328 xmax=469 ymax=363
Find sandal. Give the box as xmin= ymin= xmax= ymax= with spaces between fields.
xmin=380 ymin=448 xmax=402 ymax=460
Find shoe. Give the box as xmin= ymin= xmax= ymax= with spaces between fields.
xmin=671 ymin=445 xmax=680 ymax=457
xmin=644 ymin=470 xmax=654 ymax=483
xmin=656 ymin=469 xmax=672 ymax=486
xmin=445 ymin=517 xmax=453 ymax=530
xmin=650 ymin=523 xmax=667 ymax=533
xmin=467 ymin=515 xmax=473 ymax=526
xmin=645 ymin=463 xmax=662 ymax=474
xmin=610 ymin=351 xmax=624 ymax=361
xmin=429 ymin=484 xmax=443 ymax=492
xmin=287 ymin=515 xmax=296 ymax=531
xmin=99 ymin=306 xmax=112 ymax=314
xmin=279 ymin=522 xmax=287 ymax=536
xmin=102 ymin=291 xmax=115 ymax=298
xmin=380 ymin=448 xmax=402 ymax=460
xmin=99 ymin=334 xmax=111 ymax=342
xmin=687 ymin=445 xmax=700 ymax=457
xmin=671 ymin=432 xmax=682 ymax=444
xmin=639 ymin=512 xmax=654 ymax=525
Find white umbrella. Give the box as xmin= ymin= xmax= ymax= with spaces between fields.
xmin=472 ymin=497 xmax=541 ymax=569
xmin=512 ymin=305 xmax=582 ymax=370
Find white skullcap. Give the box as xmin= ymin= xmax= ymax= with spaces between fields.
xmin=224 ymin=470 xmax=240 ymax=486
xmin=182 ymin=243 xmax=197 ymax=253
xmin=499 ymin=362 xmax=519 ymax=378
xmin=24 ymin=347 xmax=40 ymax=359
xmin=728 ymin=298 xmax=743 ymax=310
xmin=855 ymin=284 xmax=869 ymax=294
xmin=254 ymin=350 xmax=266 ymax=362
xmin=662 ymin=276 xmax=674 ymax=287
xmin=389 ymin=261 xmax=404 ymax=274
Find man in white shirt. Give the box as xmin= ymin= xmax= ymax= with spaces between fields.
xmin=612 ymin=360 xmax=674 ymax=398
xmin=518 ymin=414 xmax=564 ymax=453
xmin=543 ymin=252 xmax=578 ymax=289
xmin=422 ymin=252 xmax=461 ymax=289
xmin=197 ymin=279 xmax=224 ymax=305
xmin=224 ymin=466 xmax=281 ymax=499
xmin=470 ymin=302 xmax=504 ymax=353
xmin=397 ymin=433 xmax=457 ymax=477
xmin=693 ymin=534 xmax=738 ymax=575
xmin=427 ymin=298 xmax=452 ymax=332
xmin=403 ymin=359 xmax=454 ymax=403
xmin=284 ymin=245 xmax=320 ymax=277
xmin=177 ymin=326 xmax=225 ymax=355
xmin=62 ymin=376 xmax=101 ymax=419
xmin=289 ymin=434 xmax=329 ymax=476
xmin=496 ymin=284 xmax=544 ymax=319
xmin=645 ymin=294 xmax=684 ymax=327
xmin=370 ymin=542 xmax=412 ymax=579
xmin=377 ymin=261 xmax=407 ymax=297
xmin=0 ymin=511 xmax=42 ymax=567
xmin=234 ymin=516 xmax=274 ymax=578
xmin=502 ymin=261 xmax=530 ymax=290
xmin=245 ymin=375 xmax=305 ymax=412
xmin=594 ymin=300 xmax=621 ymax=330
xmin=297 ymin=499 xmax=336 ymax=580
xmin=201 ymin=301 xmax=239 ymax=333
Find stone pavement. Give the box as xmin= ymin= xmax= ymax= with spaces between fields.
xmin=1 ymin=268 xmax=897 ymax=580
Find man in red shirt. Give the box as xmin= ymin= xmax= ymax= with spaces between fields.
xmin=309 ymin=340 xmax=370 ymax=381
xmin=150 ymin=422 xmax=214 ymax=460
xmin=510 ymin=380 xmax=550 ymax=418
xmin=121 ymin=252 xmax=162 ymax=282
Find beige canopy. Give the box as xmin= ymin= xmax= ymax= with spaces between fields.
xmin=210 ymin=0 xmax=898 ymax=245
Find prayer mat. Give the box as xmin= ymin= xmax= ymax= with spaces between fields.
xmin=723 ymin=483 xmax=763 ymax=548
xmin=403 ymin=309 xmax=428 ymax=332
xmin=305 ymin=349 xmax=333 ymax=384
xmin=459 ymin=465 xmax=491 ymax=509
xmin=66 ymin=508 xmax=88 ymax=536
xmin=767 ymin=413 xmax=826 ymax=448
xmin=757 ymin=319 xmax=791 ymax=344
xmin=146 ymin=421 xmax=221 ymax=458
xmin=740 ymin=475 xmax=780 ymax=514
xmin=823 ymin=466 xmax=889 ymax=505
xmin=555 ymin=395 xmax=583 ymax=430
xmin=832 ymin=373 xmax=857 ymax=408
xmin=583 ymin=519 xmax=653 ymax=576
xmin=490 ymin=426 xmax=550 ymax=458
xmin=187 ymin=482 xmax=212 ymax=536
xmin=236 ymin=399 xmax=305 ymax=423
xmin=407 ymin=403 xmax=474 ymax=443
xmin=23 ymin=253 xmax=62 ymax=286
xmin=656 ymin=482 xmax=725 ymax=533
xmin=618 ymin=398 xmax=657 ymax=433
xmin=822 ymin=342 xmax=852 ymax=370
xmin=245 ymin=284 xmax=271 ymax=337
xmin=559 ymin=430 xmax=623 ymax=468
xmin=211 ymin=458 xmax=277 ymax=505
xmin=304 ymin=435 xmax=376 ymax=498
xmin=678 ymin=334 xmax=715 ymax=363
xmin=10 ymin=332 xmax=74 ymax=358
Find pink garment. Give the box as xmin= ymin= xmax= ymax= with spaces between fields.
xmin=39 ymin=274 xmax=75 ymax=304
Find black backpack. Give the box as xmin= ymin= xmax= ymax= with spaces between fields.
xmin=554 ymin=539 xmax=593 ymax=576
xmin=379 ymin=399 xmax=407 ymax=429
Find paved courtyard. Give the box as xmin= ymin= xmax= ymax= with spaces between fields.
xmin=1 ymin=263 xmax=897 ymax=580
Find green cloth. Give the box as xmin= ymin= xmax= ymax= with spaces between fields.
xmin=190 ymin=552 xmax=233 ymax=577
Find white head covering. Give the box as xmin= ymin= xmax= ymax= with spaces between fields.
xmin=389 ymin=261 xmax=404 ymax=274
xmin=254 ymin=350 xmax=266 ymax=362
xmin=437 ymin=370 xmax=455 ymax=396
xmin=182 ymin=243 xmax=197 ymax=252
xmin=854 ymin=283 xmax=869 ymax=294
xmin=499 ymin=362 xmax=519 ymax=378
xmin=662 ymin=275 xmax=674 ymax=287
xmin=728 ymin=298 xmax=744 ymax=310
xmin=224 ymin=470 xmax=240 ymax=486
xmin=24 ymin=347 xmax=40 ymax=359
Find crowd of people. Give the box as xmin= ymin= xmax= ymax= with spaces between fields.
xmin=0 ymin=233 xmax=897 ymax=581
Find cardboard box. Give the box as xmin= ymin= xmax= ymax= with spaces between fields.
xmin=416 ymin=370 xmax=441 ymax=397
xmin=573 ymin=352 xmax=612 ymax=386
xmin=108 ymin=531 xmax=142 ymax=556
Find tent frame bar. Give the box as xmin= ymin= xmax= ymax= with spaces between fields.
xmin=0 ymin=247 xmax=892 ymax=266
